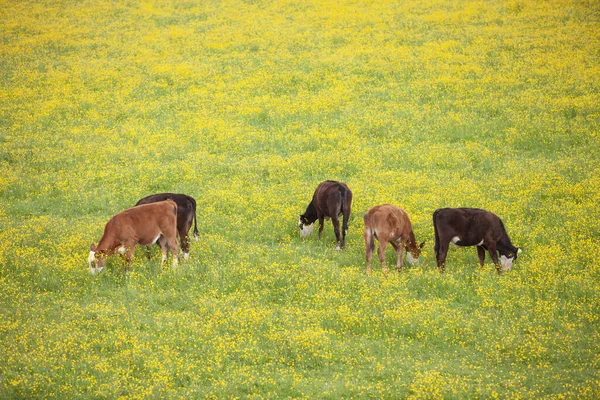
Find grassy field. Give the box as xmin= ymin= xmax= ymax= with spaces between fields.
xmin=1 ymin=0 xmax=599 ymax=398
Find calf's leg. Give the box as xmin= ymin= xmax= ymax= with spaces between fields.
xmin=477 ymin=246 xmax=486 ymax=266
xmin=180 ymin=230 xmax=190 ymax=260
xmin=331 ymin=217 xmax=342 ymax=250
xmin=436 ymin=240 xmax=449 ymax=273
xmin=340 ymin=212 xmax=347 ymax=249
xmin=123 ymin=240 xmax=136 ymax=274
xmin=158 ymin=236 xmax=169 ymax=268
xmin=166 ymin=234 xmax=179 ymax=268
xmin=391 ymin=241 xmax=404 ymax=272
xmin=378 ymin=240 xmax=389 ymax=275
xmin=486 ymin=242 xmax=501 ymax=274
xmin=179 ymin=216 xmax=193 ymax=260
xmin=318 ymin=216 xmax=325 ymax=238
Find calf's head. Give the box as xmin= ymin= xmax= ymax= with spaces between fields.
xmin=298 ymin=215 xmax=314 ymax=237
xmin=499 ymin=247 xmax=521 ymax=272
xmin=88 ymin=243 xmax=107 ymax=275
xmin=405 ymin=241 xmax=426 ymax=265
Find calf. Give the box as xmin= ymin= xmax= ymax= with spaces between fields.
xmin=433 ymin=207 xmax=520 ymax=274
xmin=363 ymin=204 xmax=425 ymax=274
xmin=88 ymin=200 xmax=179 ymax=274
xmin=135 ymin=193 xmax=198 ymax=260
xmin=299 ymin=180 xmax=353 ymax=250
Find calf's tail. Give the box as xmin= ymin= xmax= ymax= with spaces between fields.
xmin=190 ymin=197 xmax=199 ymax=241
xmin=340 ymin=186 xmax=352 ymax=235
xmin=363 ymin=213 xmax=375 ymax=250
xmin=432 ymin=209 xmax=440 ymax=254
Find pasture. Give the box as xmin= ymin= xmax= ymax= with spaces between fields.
xmin=1 ymin=0 xmax=599 ymax=398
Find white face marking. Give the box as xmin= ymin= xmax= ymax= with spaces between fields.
xmin=88 ymin=251 xmax=100 ymax=274
xmin=500 ymin=255 xmax=514 ymax=271
xmin=117 ymin=246 xmax=126 ymax=255
xmin=406 ymin=252 xmax=417 ymax=265
xmin=88 ymin=251 xmax=96 ymax=266
xmin=299 ymin=218 xmax=314 ymax=237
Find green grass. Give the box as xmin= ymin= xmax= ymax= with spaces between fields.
xmin=1 ymin=0 xmax=599 ymax=398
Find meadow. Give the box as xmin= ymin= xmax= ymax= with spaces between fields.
xmin=1 ymin=0 xmax=599 ymax=398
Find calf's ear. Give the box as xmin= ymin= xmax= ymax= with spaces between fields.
xmin=90 ymin=243 xmax=97 ymax=251
xmin=517 ymin=247 xmax=523 ymax=254
xmin=419 ymin=241 xmax=426 ymax=249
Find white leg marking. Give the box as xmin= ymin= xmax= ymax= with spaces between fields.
xmin=152 ymin=234 xmax=161 ymax=244
xmin=451 ymin=236 xmax=461 ymax=244
xmin=172 ymin=257 xmax=179 ymax=268
xmin=117 ymin=246 xmax=126 ymax=255
xmin=476 ymin=239 xmax=484 ymax=246
xmin=336 ymin=244 xmax=341 ymax=251
xmin=184 ymin=252 xmax=190 ymax=260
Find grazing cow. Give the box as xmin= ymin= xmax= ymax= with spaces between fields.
xmin=299 ymin=180 xmax=353 ymax=250
xmin=433 ymin=207 xmax=520 ymax=274
xmin=363 ymin=204 xmax=425 ymax=274
xmin=135 ymin=193 xmax=198 ymax=260
xmin=88 ymin=200 xmax=179 ymax=274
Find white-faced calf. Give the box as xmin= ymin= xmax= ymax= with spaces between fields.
xmin=433 ymin=207 xmax=520 ymax=274
xmin=299 ymin=180 xmax=353 ymax=250
xmin=363 ymin=204 xmax=425 ymax=274
xmin=88 ymin=200 xmax=179 ymax=274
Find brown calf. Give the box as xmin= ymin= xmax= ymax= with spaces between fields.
xmin=299 ymin=180 xmax=353 ymax=250
xmin=363 ymin=204 xmax=425 ymax=274
xmin=88 ymin=200 xmax=179 ymax=274
xmin=135 ymin=193 xmax=198 ymax=260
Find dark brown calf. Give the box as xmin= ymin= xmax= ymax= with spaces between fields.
xmin=433 ymin=207 xmax=520 ymax=274
xmin=363 ymin=204 xmax=425 ymax=274
xmin=299 ymin=180 xmax=353 ymax=250
xmin=88 ymin=200 xmax=179 ymax=274
xmin=135 ymin=193 xmax=198 ymax=260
